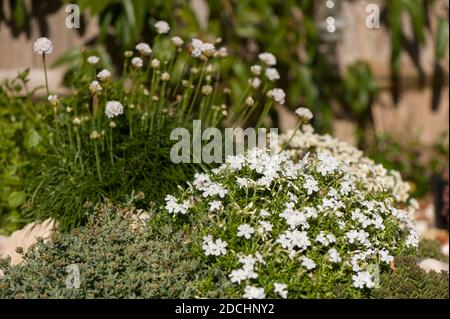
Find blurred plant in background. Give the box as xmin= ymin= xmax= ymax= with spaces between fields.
xmin=0 ymin=70 xmax=46 ymax=234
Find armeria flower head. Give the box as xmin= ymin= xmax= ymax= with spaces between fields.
xmin=131 ymin=57 xmax=144 ymax=69
xmin=171 ymin=36 xmax=184 ymax=47
xmin=267 ymin=88 xmax=286 ymax=104
xmin=258 ymin=52 xmax=277 ymax=66
xmin=295 ymin=107 xmax=313 ymax=121
xmin=97 ymin=69 xmax=112 ymax=82
xmin=135 ymin=42 xmax=152 ymax=56
xmin=89 ymin=80 xmax=102 ymax=95
xmin=87 ymin=56 xmax=99 ymax=65
xmin=154 ymin=20 xmax=170 ymax=34
xmin=105 ymin=101 xmax=124 ymax=118
xmin=265 ymin=67 xmax=280 ymax=81
xmin=33 ymin=37 xmax=53 ymax=55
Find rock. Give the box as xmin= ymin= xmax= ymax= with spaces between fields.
xmin=421 ymin=227 xmax=449 ymax=244
xmin=418 ymin=258 xmax=449 ymax=273
xmin=442 ymin=243 xmax=449 ymax=257
xmin=0 ymin=219 xmax=57 ymax=266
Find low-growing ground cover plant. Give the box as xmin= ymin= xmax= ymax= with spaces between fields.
xmin=164 ymin=117 xmax=421 ymax=297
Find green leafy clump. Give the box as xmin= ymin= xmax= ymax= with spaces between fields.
xmin=0 ymin=70 xmax=47 ymax=234
xmin=0 ymin=205 xmax=230 ymax=299
xmin=372 ymin=257 xmax=449 ymax=299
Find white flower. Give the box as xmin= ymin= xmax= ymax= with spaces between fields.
xmin=267 ymin=88 xmax=286 ymax=104
xmin=258 ymin=221 xmax=273 ymax=234
xmin=105 ymin=101 xmax=124 ymax=118
xmin=135 ymin=42 xmax=152 ymax=56
xmin=89 ymin=81 xmax=102 ymax=94
xmin=190 ymin=39 xmax=215 ymax=57
xmin=300 ymin=257 xmax=316 ymax=271
xmin=258 ymin=52 xmax=277 ymax=66
xmin=249 ymin=77 xmax=262 ymax=89
xmin=202 ymin=236 xmax=227 ymax=256
xmin=295 ymin=107 xmax=313 ymax=121
xmin=265 ymin=68 xmax=280 ymax=81
xmin=352 ymin=271 xmax=374 ymax=289
xmin=72 ymin=117 xmax=81 ymax=125
xmin=250 ymin=65 xmax=262 ymax=76
xmin=33 ymin=37 xmax=53 ymax=55
xmin=243 ymin=286 xmax=266 ymax=299
xmin=215 ymin=47 xmax=228 ymax=58
xmin=277 ymin=230 xmax=310 ymax=251
xmin=328 ymin=248 xmax=342 ymax=263
xmin=245 ymin=97 xmax=255 ymax=106
xmin=201 ymin=85 xmax=213 ymax=96
xmin=209 ymin=200 xmax=223 ymax=213
xmin=237 ymin=224 xmax=255 ymax=239
xmin=315 ymin=231 xmax=336 ymax=247
xmin=154 ymin=20 xmax=170 ymax=34
xmin=131 ymin=57 xmax=144 ymax=69
xmin=303 ymin=176 xmax=319 ymax=195
xmin=316 ymin=152 xmax=339 ymax=176
xmin=87 ymin=56 xmax=99 ymax=65
xmin=229 ymin=269 xmax=248 ymax=284
xmin=379 ymin=249 xmax=394 ymax=263
xmin=89 ymin=130 xmax=100 ymax=140
xmin=165 ymin=195 xmax=189 ymax=215
xmin=150 ymin=58 xmax=160 ymax=69
xmin=274 ymin=283 xmax=288 ymax=299
xmin=171 ymin=36 xmax=184 ymax=47
xmin=260 ymin=209 xmax=271 ymax=218
xmin=48 ymin=95 xmax=59 ymax=106
xmin=97 ymin=69 xmax=112 ymax=82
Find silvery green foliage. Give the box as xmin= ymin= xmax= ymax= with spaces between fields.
xmin=167 ymin=148 xmax=419 ymax=298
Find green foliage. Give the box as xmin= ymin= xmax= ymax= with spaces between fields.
xmin=0 ymin=205 xmax=215 ymax=298
xmin=372 ymin=256 xmax=448 ymax=299
xmin=366 ymin=133 xmax=449 ymax=197
xmin=0 ymin=71 xmax=46 ymax=234
xmin=0 ymin=206 xmax=446 ymax=299
xmin=417 ymin=240 xmax=449 ymax=263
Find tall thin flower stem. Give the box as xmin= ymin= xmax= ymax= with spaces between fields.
xmin=42 ymin=54 xmax=50 ymax=96
xmin=94 ymin=142 xmax=103 ymax=182
xmin=280 ymin=121 xmax=303 ymax=153
xmin=255 ymin=101 xmax=273 ymax=130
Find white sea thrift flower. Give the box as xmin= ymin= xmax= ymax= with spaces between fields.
xmin=87 ymin=55 xmax=99 ymax=65
xmin=89 ymin=130 xmax=100 ymax=140
xmin=135 ymin=42 xmax=152 ymax=56
xmin=295 ymin=107 xmax=313 ymax=121
xmin=190 ymin=39 xmax=216 ymax=58
xmin=33 ymin=37 xmax=53 ymax=55
xmin=105 ymin=101 xmax=124 ymax=118
xmin=165 ymin=195 xmax=189 ymax=215
xmin=250 ymin=65 xmax=262 ymax=76
xmin=161 ymin=72 xmax=171 ymax=81
xmin=258 ymin=52 xmax=277 ymax=66
xmin=265 ymin=67 xmax=280 ymax=81
xmin=300 ymin=257 xmax=316 ymax=271
xmin=131 ymin=57 xmax=144 ymax=69
xmin=154 ymin=20 xmax=170 ymax=34
xmin=245 ymin=97 xmax=255 ymax=106
xmin=215 ymin=47 xmax=228 ymax=58
xmin=267 ymin=88 xmax=286 ymax=104
xmin=249 ymin=77 xmax=262 ymax=89
xmin=97 ymin=69 xmax=112 ymax=82
xmin=89 ymin=80 xmax=102 ymax=95
xmin=274 ymin=283 xmax=288 ymax=299
xmin=237 ymin=224 xmax=255 ymax=239
xmin=328 ymin=248 xmax=342 ymax=263
xmin=171 ymin=36 xmax=184 ymax=47
xmin=150 ymin=58 xmax=160 ymax=69
xmin=48 ymin=95 xmax=59 ymax=106
xmin=243 ymin=286 xmax=266 ymax=299
xmin=201 ymin=85 xmax=213 ymax=96
xmin=72 ymin=117 xmax=81 ymax=125
xmin=202 ymin=236 xmax=227 ymax=256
